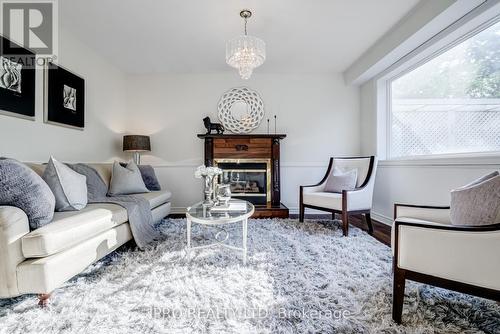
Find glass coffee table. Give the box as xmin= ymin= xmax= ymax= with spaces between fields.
xmin=185 ymin=200 xmax=254 ymax=265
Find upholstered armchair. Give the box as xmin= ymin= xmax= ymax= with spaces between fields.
xmin=392 ymin=204 xmax=500 ymax=324
xmin=299 ymin=156 xmax=377 ymax=236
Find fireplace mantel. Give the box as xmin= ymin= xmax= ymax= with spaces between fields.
xmin=197 ymin=134 xmax=286 ymax=139
xmin=198 ymin=133 xmax=288 ymax=218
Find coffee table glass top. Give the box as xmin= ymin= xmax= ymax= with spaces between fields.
xmin=186 ymin=200 xmax=254 ymax=223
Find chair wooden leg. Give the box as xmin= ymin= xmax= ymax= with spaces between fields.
xmin=38 ymin=293 xmax=51 ymax=308
xmin=331 ymin=212 xmax=336 ymax=221
xmin=299 ymin=203 xmax=305 ymax=222
xmin=392 ymin=267 xmax=406 ymax=324
xmin=341 ymin=211 xmax=349 ymax=236
xmin=365 ymin=212 xmax=374 ymax=235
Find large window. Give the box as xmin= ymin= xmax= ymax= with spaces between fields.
xmin=389 ymin=20 xmax=500 ymax=159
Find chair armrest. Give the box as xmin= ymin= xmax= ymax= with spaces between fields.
xmin=394 ymin=203 xmax=451 ymax=224
xmin=343 ymin=187 xmax=373 ymax=211
xmin=393 ymin=219 xmax=500 ymax=290
xmin=0 ymin=206 xmax=30 ymax=297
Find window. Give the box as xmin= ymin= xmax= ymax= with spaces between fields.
xmin=389 ymin=20 xmax=500 ymax=159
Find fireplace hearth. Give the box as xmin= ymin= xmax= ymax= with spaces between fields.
xmin=198 ymin=134 xmax=288 ymax=218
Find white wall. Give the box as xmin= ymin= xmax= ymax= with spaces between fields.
xmin=0 ymin=28 xmax=128 ymax=163
xmin=124 ymin=73 xmax=360 ymax=213
xmin=360 ymin=80 xmax=500 ymax=224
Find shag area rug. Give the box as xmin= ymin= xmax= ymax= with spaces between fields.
xmin=0 ymin=219 xmax=499 ymax=334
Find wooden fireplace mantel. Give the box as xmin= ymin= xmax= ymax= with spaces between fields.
xmin=198 ymin=133 xmax=289 ymax=218
xmin=197 ymin=134 xmax=287 ymax=139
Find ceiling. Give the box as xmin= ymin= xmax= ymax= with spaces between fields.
xmin=59 ymin=0 xmax=420 ymax=75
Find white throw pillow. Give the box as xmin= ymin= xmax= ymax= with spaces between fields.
xmin=42 ymin=156 xmax=88 ymax=211
xmin=324 ymin=167 xmax=358 ymax=193
xmin=108 ymin=161 xmax=149 ymax=196
xmin=450 ymin=171 xmax=500 ymax=226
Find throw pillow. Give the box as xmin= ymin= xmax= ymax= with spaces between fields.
xmin=0 ymin=158 xmax=55 ymax=230
xmin=108 ymin=160 xmax=149 ymax=196
xmin=68 ymin=163 xmax=109 ymax=200
xmin=450 ymin=171 xmax=500 ymax=226
xmin=42 ymin=157 xmax=88 ymax=211
xmin=119 ymin=163 xmax=161 ymax=191
xmin=324 ymin=167 xmax=358 ymax=193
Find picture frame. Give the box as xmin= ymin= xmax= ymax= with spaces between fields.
xmin=44 ymin=62 xmax=85 ymax=129
xmin=0 ymin=35 xmax=36 ymax=120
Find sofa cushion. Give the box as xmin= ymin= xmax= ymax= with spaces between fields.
xmin=136 ymin=190 xmax=172 ymax=209
xmin=0 ymin=158 xmax=55 ymax=230
xmin=43 ymin=157 xmax=88 ymax=212
xmin=21 ymin=203 xmax=128 ymax=258
xmin=303 ymin=192 xmax=342 ymax=210
xmin=17 ymin=223 xmax=132 ymax=294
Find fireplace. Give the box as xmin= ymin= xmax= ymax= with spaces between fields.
xmin=198 ymin=134 xmax=288 ymax=218
xmin=215 ymin=159 xmax=271 ymax=205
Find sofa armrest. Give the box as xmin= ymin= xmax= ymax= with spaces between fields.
xmin=394 ymin=203 xmax=451 ymax=224
xmin=0 ymin=206 xmax=30 ymax=297
xmin=393 ymin=219 xmax=500 ymax=290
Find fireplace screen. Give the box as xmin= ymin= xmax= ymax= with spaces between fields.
xmin=215 ymin=160 xmax=271 ymax=205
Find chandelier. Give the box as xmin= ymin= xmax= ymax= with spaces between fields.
xmin=226 ymin=10 xmax=266 ymax=80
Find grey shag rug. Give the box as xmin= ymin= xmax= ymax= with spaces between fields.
xmin=0 ymin=219 xmax=499 ymax=334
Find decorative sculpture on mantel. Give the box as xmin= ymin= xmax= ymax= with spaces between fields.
xmin=203 ymin=117 xmax=225 ymax=135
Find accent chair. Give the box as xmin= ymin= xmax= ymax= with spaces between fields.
xmin=392 ymin=203 xmax=500 ymax=324
xmin=299 ymin=156 xmax=377 ymax=236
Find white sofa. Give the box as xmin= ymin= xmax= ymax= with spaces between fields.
xmin=0 ymin=163 xmax=171 ymax=304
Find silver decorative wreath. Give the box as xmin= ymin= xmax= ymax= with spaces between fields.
xmin=217 ymin=87 xmax=264 ymax=134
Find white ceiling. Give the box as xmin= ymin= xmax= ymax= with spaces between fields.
xmin=59 ymin=0 xmax=420 ymax=74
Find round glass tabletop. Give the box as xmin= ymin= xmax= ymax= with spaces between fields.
xmin=186 ymin=200 xmax=255 ymax=224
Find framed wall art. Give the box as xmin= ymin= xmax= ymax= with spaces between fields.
xmin=44 ymin=62 xmax=85 ymax=129
xmin=0 ymin=35 xmax=36 ymax=120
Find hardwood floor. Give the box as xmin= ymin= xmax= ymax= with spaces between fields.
xmin=169 ymin=212 xmax=392 ymax=247
xmin=349 ymin=215 xmax=391 ymax=246
xmin=289 ymin=213 xmax=391 ymax=247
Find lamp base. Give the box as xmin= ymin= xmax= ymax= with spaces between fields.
xmin=133 ymin=152 xmax=141 ymax=165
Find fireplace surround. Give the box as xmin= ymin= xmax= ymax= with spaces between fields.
xmin=198 ymin=134 xmax=288 ymax=218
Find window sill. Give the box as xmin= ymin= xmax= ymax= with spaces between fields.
xmin=379 ymin=152 xmax=500 ymax=167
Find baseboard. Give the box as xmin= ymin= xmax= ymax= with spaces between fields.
xmin=371 ymin=212 xmax=393 ymax=226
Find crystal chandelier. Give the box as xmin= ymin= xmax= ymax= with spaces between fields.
xmin=226 ymin=10 xmax=266 ymax=80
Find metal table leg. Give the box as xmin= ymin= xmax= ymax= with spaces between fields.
xmin=242 ymin=218 xmax=248 ymax=265
xmin=186 ymin=217 xmax=191 ymax=259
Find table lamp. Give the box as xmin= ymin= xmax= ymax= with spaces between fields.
xmin=123 ymin=135 xmax=151 ymax=165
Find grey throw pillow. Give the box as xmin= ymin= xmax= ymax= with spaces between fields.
xmin=42 ymin=157 xmax=88 ymax=211
xmin=119 ymin=163 xmax=161 ymax=191
xmin=108 ymin=161 xmax=149 ymax=196
xmin=0 ymin=158 xmax=55 ymax=230
xmin=138 ymin=165 xmax=161 ymax=191
xmin=450 ymin=171 xmax=500 ymax=226
xmin=324 ymin=168 xmax=358 ymax=193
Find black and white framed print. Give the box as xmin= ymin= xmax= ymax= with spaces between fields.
xmin=0 ymin=36 xmax=36 ymax=120
xmin=44 ymin=62 xmax=85 ymax=129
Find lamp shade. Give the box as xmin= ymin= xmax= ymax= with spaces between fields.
xmin=123 ymin=135 xmax=151 ymax=152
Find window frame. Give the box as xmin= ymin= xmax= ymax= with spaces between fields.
xmin=382 ymin=15 xmax=500 ymax=161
